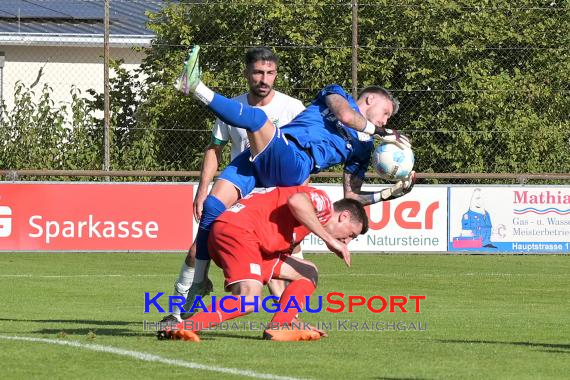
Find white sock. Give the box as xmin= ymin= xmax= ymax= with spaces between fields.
xmin=180 ymin=259 xmax=211 ymax=318
xmin=172 ymin=262 xmax=194 ymax=316
xmin=193 ymin=81 xmax=214 ymax=105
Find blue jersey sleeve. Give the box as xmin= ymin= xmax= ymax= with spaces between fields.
xmin=315 ymin=84 xmax=350 ymax=104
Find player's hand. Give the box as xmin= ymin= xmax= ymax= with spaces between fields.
xmin=193 ymin=191 xmax=208 ymax=222
xmin=373 ymin=128 xmax=412 ymax=150
xmin=379 ymin=171 xmax=416 ymax=202
xmin=325 ymin=239 xmax=351 ymax=267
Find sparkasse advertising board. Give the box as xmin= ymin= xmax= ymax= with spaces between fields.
xmin=3 ymin=182 xmax=568 ymax=253
xmin=0 ymin=183 xmax=194 ymax=251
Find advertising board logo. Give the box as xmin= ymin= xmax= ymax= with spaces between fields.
xmin=367 ymin=201 xmax=440 ymax=230
xmin=0 ymin=206 xmax=12 ymax=237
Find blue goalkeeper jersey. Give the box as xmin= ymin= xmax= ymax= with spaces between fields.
xmin=280 ymin=84 xmax=373 ymax=179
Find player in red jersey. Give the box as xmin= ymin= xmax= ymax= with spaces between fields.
xmin=159 ymin=186 xmax=368 ymax=342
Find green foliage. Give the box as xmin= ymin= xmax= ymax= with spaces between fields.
xmin=140 ymin=0 xmax=569 ymax=175
xmin=86 ymin=59 xmax=161 ymax=171
xmin=0 ymin=64 xmax=164 ymax=175
xmin=2 ymin=0 xmax=568 ymax=177
xmin=65 ymin=87 xmax=103 ymax=170
xmin=358 ymin=0 xmax=570 ymax=176
xmin=0 ymin=82 xmax=101 ymax=172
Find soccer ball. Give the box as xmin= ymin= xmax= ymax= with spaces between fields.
xmin=372 ymin=142 xmax=415 ymax=181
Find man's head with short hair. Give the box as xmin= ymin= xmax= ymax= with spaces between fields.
xmin=333 ymin=198 xmax=369 ymax=235
xmin=358 ymin=86 xmax=399 ymax=116
xmin=243 ymin=47 xmax=279 ymax=100
xmin=323 ymin=198 xmax=369 ymax=245
xmin=356 ymin=86 xmax=400 ymax=128
xmin=244 ymin=47 xmax=279 ymax=68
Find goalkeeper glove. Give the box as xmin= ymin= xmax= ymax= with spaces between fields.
xmin=379 ymin=171 xmax=416 ymax=202
xmin=373 ymin=127 xmax=412 ymax=150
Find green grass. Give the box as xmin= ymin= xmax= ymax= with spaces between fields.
xmin=0 ymin=253 xmax=569 ymax=379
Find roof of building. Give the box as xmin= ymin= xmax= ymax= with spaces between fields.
xmin=0 ymin=0 xmax=165 ymax=46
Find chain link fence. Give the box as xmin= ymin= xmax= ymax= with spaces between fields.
xmin=0 ymin=0 xmax=569 ymax=184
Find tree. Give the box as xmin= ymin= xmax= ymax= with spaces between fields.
xmin=0 ymin=82 xmax=101 ymax=173
xmin=6 ymin=0 xmax=567 ymax=178
xmin=358 ymin=0 xmax=570 ymax=177
xmin=137 ymin=0 xmax=569 ymax=176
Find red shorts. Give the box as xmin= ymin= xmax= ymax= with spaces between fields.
xmin=208 ymin=221 xmax=285 ymax=290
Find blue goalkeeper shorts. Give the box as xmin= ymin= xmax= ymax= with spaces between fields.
xmin=217 ymin=128 xmax=314 ymax=197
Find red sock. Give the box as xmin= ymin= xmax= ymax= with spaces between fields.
xmin=178 ymin=296 xmax=246 ymax=332
xmin=271 ymin=278 xmax=316 ymax=325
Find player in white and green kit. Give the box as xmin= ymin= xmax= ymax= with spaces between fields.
xmin=167 ymin=47 xmax=305 ymax=322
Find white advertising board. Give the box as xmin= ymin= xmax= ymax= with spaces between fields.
xmin=448 ymin=186 xmax=570 ymax=253
xmin=301 ymin=185 xmax=448 ymax=252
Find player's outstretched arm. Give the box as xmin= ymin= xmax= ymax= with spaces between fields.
xmin=325 ymin=94 xmax=369 ymax=132
xmin=343 ymin=171 xmax=416 ymax=206
xmin=287 ymin=192 xmax=351 ymax=267
xmin=325 ymin=94 xmax=410 ymax=146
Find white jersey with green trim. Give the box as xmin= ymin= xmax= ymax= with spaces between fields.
xmin=211 ymin=90 xmax=305 ymax=160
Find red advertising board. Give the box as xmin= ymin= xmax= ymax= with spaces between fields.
xmin=0 ymin=183 xmax=194 ymax=251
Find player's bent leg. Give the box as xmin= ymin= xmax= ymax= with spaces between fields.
xmin=270 ymin=276 xmax=317 ymax=325
xmin=266 ymin=246 xmax=304 ymax=305
xmin=247 ymin=120 xmax=276 ymax=158
xmin=173 ymin=280 xmax=263 ymax=341
xmin=267 ymin=246 xmax=303 ymax=299
xmin=267 ymin=279 xmax=287 ymax=300
xmin=291 ymin=244 xmax=304 ymax=259
xmin=204 ymin=94 xmax=275 ymax=157
xmin=251 ymin=130 xmax=313 ymax=188
xmin=209 ymin=178 xmax=241 ymax=207
xmin=208 ymin=94 xmax=270 ymax=132
xmin=180 ymin=181 xmax=241 ymax=318
xmin=277 ymin=255 xmax=327 ymax=337
xmin=263 ymin=257 xmax=321 ymax=341
xmin=277 ymin=256 xmax=319 ymax=284
xmin=159 ymin=243 xmax=198 ymax=325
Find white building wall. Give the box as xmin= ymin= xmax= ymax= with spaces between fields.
xmin=0 ymin=45 xmax=146 ymax=112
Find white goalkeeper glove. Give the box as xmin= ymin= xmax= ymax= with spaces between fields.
xmin=378 ymin=171 xmax=416 ymax=202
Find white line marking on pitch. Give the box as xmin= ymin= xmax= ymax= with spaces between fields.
xmin=0 ymin=274 xmax=170 ymax=278
xmin=0 ymin=335 xmax=306 ymax=380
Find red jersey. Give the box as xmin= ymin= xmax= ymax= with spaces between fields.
xmin=214 ymin=186 xmax=333 ymax=255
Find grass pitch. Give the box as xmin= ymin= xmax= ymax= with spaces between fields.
xmin=0 ymin=253 xmax=568 ymax=379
